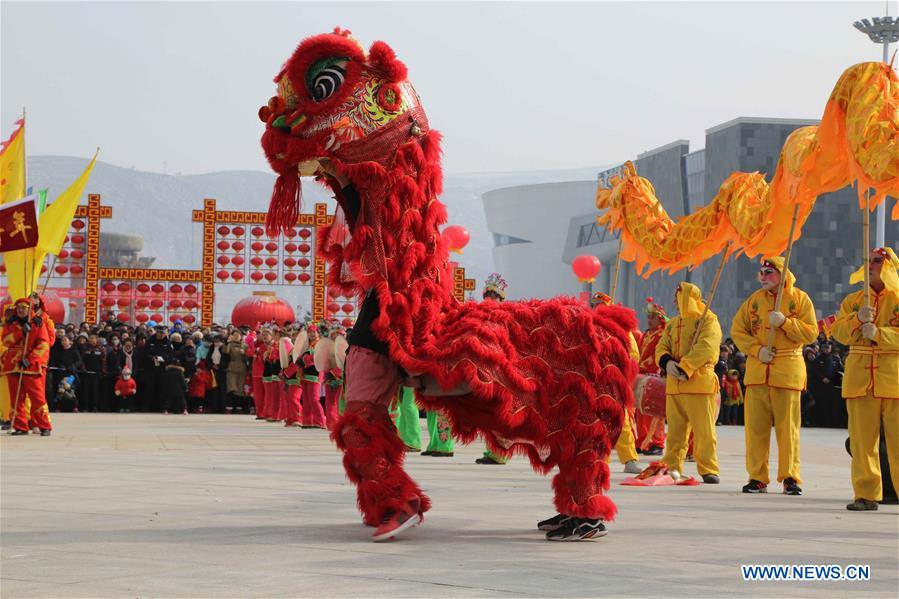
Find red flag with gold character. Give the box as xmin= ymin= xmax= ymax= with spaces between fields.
xmin=0 ymin=194 xmax=39 ymax=252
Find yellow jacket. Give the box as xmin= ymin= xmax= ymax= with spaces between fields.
xmin=731 ymin=286 xmax=818 ymax=390
xmin=655 ymin=283 xmax=722 ymax=395
xmin=831 ymin=288 xmax=899 ymax=399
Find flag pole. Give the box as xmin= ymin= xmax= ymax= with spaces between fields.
xmin=766 ymin=203 xmax=801 ymax=350
xmin=690 ymin=242 xmax=730 ymax=348
xmin=609 ymin=237 xmax=624 ymax=303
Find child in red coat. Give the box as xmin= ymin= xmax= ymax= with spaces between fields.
xmin=114 ymin=368 xmax=138 ymax=413
xmin=188 ymin=362 xmax=214 ymax=413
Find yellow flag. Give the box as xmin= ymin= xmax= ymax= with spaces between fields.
xmin=0 ymin=119 xmax=26 ymax=205
xmin=4 ymin=151 xmax=98 ymax=299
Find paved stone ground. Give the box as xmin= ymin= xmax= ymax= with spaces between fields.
xmin=1 ymin=414 xmax=896 ymax=598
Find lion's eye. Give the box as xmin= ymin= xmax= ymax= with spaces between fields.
xmin=308 ymin=58 xmax=348 ymax=102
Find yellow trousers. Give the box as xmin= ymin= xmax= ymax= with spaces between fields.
xmin=846 ymin=395 xmax=899 ymax=502
xmin=615 ymin=409 xmax=638 ymax=464
xmin=661 ymin=393 xmax=719 ymax=475
xmin=0 ymin=374 xmax=9 ymax=421
xmin=744 ymin=386 xmax=801 ymax=485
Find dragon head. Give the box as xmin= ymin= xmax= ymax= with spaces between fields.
xmin=260 ymin=28 xmax=429 ymax=233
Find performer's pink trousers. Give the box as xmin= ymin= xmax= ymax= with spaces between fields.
xmin=282 ymin=385 xmax=302 ymax=425
xmin=302 ymin=380 xmax=326 ymax=428
xmin=324 ymin=385 xmax=341 ymax=430
xmin=252 ymin=377 xmax=266 ymax=418
xmin=263 ymin=380 xmax=281 ymax=421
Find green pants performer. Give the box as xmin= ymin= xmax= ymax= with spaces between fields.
xmin=477 ymin=447 xmax=509 ymax=465
xmin=390 ymin=386 xmax=422 ymax=451
xmin=475 ymin=273 xmax=509 ymax=465
xmin=423 ymin=411 xmax=454 ymax=456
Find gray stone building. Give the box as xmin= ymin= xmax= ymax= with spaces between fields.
xmin=564 ymin=117 xmax=894 ymax=337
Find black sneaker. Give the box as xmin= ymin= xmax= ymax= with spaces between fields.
xmin=537 ymin=513 xmax=570 ymax=532
xmin=428 ymin=451 xmax=454 ymax=457
xmin=545 ymin=518 xmax=607 ymax=541
xmin=644 ymin=445 xmax=663 ymax=456
xmin=0 ymin=420 xmax=10 ymax=431
xmin=783 ymin=478 xmax=802 ymax=496
xmin=475 ymin=456 xmax=502 ymax=465
xmin=10 ymin=429 xmax=29 ymax=436
xmin=742 ymin=480 xmax=767 ymax=493
xmin=701 ymin=473 xmax=720 ymax=484
xmin=846 ymin=499 xmax=878 ymax=511
xmin=39 ymin=429 xmax=51 ymax=437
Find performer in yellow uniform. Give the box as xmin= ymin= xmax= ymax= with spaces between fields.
xmin=592 ymin=292 xmax=642 ymax=474
xmin=731 ymin=257 xmax=818 ymax=495
xmin=655 ymin=282 xmax=722 ymax=483
xmin=831 ymin=247 xmax=899 ymax=511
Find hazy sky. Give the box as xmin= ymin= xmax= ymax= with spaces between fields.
xmin=2 ymin=1 xmax=895 ymax=175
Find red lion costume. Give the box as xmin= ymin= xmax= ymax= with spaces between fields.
xmin=260 ymin=29 xmax=637 ymax=536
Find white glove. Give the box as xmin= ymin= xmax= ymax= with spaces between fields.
xmin=768 ymin=311 xmax=786 ymax=328
xmin=861 ymin=322 xmax=878 ymax=341
xmin=758 ymin=347 xmax=776 ymax=363
xmin=666 ymin=360 xmax=687 ymax=381
xmin=857 ymin=306 xmax=875 ymax=323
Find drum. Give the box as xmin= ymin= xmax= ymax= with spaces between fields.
xmin=633 ymin=374 xmax=666 ymax=418
xmin=314 ymin=337 xmax=336 ymax=373
xmin=291 ymin=329 xmax=309 ymax=362
xmin=333 ymin=334 xmax=349 ymax=370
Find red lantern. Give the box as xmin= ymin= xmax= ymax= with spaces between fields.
xmin=136 ymin=313 xmax=150 ymax=323
xmin=265 ymin=257 xmax=278 ymax=267
xmin=284 ymin=228 xmax=297 ymax=238
xmin=102 ymin=282 xmax=116 ymax=293
xmin=136 ymin=299 xmax=150 ymax=308
xmin=150 ymin=313 xmax=163 ymax=323
xmin=117 ymin=282 xmax=131 ymax=292
xmin=217 ymin=270 xmax=229 ymax=280
xmin=298 ymin=228 xmax=312 ymax=239
xmin=217 ymin=241 xmax=230 ymax=251
xmin=251 ymin=226 xmax=264 ymax=237
xmin=342 ymin=303 xmax=354 ymax=314
xmin=41 ymin=264 xmax=47 ymax=274
xmin=117 ymin=313 xmax=130 ymax=323
xmin=217 ymin=256 xmax=230 ymax=266
xmin=284 ymin=272 xmax=297 ymax=282
xmin=183 ymin=314 xmax=196 ymax=324
xmin=232 ymin=256 xmax=245 ymax=266
xmin=169 ymin=299 xmax=183 ymax=309
xmin=71 ymin=235 xmax=85 ymax=245
xmin=298 ymin=273 xmax=311 ymax=284
xmin=232 ymin=226 xmax=245 ymax=236
xmin=572 ymin=255 xmax=602 ymax=283
xmin=342 ymin=318 xmax=354 ymax=327
xmin=284 ymin=243 xmax=298 ymax=253
xmin=298 ymin=243 xmax=311 ymax=253
xmin=442 ymin=225 xmax=470 ymax=253
xmin=150 ymin=299 xmax=164 ymax=309
xmin=69 ymin=301 xmax=77 ymax=308
xmin=328 ymin=302 xmax=340 ymax=313
xmin=250 ymin=257 xmax=263 ymax=267
xmin=184 ymin=284 xmax=197 ymax=295
xmin=72 ymin=220 xmax=85 ymax=230
xmin=265 ymin=241 xmax=278 ymax=253
xmin=170 ymin=284 xmax=182 ymax=294
xmin=284 ymin=257 xmax=297 ymax=268
xmin=151 ymin=283 xmax=165 ymax=294
xmin=232 ymin=241 xmax=245 ymax=251
xmin=184 ymin=299 xmax=197 ymax=310
xmin=117 ymin=298 xmax=131 ymax=308
xmin=70 ymin=265 xmax=84 ymax=275
xmin=59 ymin=250 xmax=69 ymax=259
xmin=137 ymin=283 xmax=150 ymax=293
xmin=231 ymin=271 xmax=245 ymax=281
xmin=55 ymin=265 xmax=69 ymax=275
xmin=264 ymin=272 xmax=278 ymax=282
xmin=71 ymin=250 xmax=84 ymax=260
xmin=102 ymin=297 xmax=116 ymax=307
xmin=217 ymin=225 xmax=230 ymax=236
xmin=64 ymin=235 xmax=69 ymax=244
xmin=250 ymin=272 xmax=263 ymax=282
xmin=170 ymin=314 xmax=181 ymax=323
xmin=298 ymin=258 xmax=311 ymax=269
xmin=230 ymin=291 xmax=296 ymax=327
xmin=251 ymin=241 xmax=263 ymax=252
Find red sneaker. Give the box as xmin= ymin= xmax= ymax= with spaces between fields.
xmin=371 ymin=499 xmax=421 ymax=542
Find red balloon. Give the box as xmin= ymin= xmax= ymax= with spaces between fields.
xmin=264 ymin=272 xmax=278 ymax=282
xmin=150 ymin=299 xmax=164 ymax=309
xmin=170 ymin=284 xmax=182 ymax=294
xmin=72 ymin=220 xmax=85 ymax=230
xmin=251 ymin=241 xmax=264 ymax=252
xmin=284 ymin=243 xmax=298 ymax=253
xmin=298 ymin=243 xmax=311 ymax=253
xmin=232 ymin=256 xmax=245 ymax=266
xmin=217 ymin=270 xmax=229 ymax=280
xmin=184 ymin=284 xmax=197 ymax=295
xmin=250 ymin=257 xmax=263 ymax=267
xmin=251 ymin=226 xmax=264 ymax=237
xmin=136 ymin=313 xmax=150 ymax=323
xmin=442 ymin=225 xmax=470 ymax=253
xmin=283 ymin=257 xmax=297 ymax=268
xmin=572 ymin=255 xmax=602 ymax=283
xmin=265 ymin=257 xmax=278 ymax=267
xmin=217 ymin=225 xmax=230 ymax=236
xmin=137 ymin=283 xmax=150 ymax=293
xmin=217 ymin=241 xmax=230 ymax=251
xmin=298 ymin=258 xmax=311 ymax=269
xmin=284 ymin=228 xmax=297 ymax=238
xmin=117 ymin=282 xmax=131 ymax=292
xmin=232 ymin=241 xmax=245 ymax=251
xmin=217 ymin=256 xmax=230 ymax=266
xmin=102 ymin=282 xmax=116 ymax=293
xmin=265 ymin=241 xmax=278 ymax=253
xmin=232 ymin=226 xmax=245 ymax=236
xmin=328 ymin=302 xmax=340 ymax=313
xmin=71 ymin=250 xmax=84 ymax=260
xmin=136 ymin=299 xmax=150 ymax=308
xmin=59 ymin=250 xmax=69 ymax=259
xmin=298 ymin=228 xmax=312 ymax=239
xmin=250 ymin=272 xmax=263 ymax=282
xmin=342 ymin=303 xmax=354 ymax=314
xmin=117 ymin=298 xmax=131 ymax=308
xmin=150 ymin=313 xmax=163 ymax=323
xmin=231 ymin=271 xmax=245 ymax=281
xmin=55 ymin=265 xmax=69 ymax=275
xmin=230 ymin=292 xmax=296 ymax=327
xmin=70 ymin=265 xmax=84 ymax=275
xmin=71 ymin=235 xmax=85 ymax=245
xmin=284 ymin=272 xmax=297 ymax=282
xmin=298 ymin=273 xmax=311 ymax=284
xmin=151 ymin=283 xmax=164 ymax=293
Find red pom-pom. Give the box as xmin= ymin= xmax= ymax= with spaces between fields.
xmin=646 ymin=297 xmax=653 ymax=303
xmin=368 ymin=41 xmax=407 ymax=81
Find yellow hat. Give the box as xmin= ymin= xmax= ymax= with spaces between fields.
xmin=676 ymin=282 xmax=706 ymax=318
xmin=849 ymin=247 xmax=899 ymax=293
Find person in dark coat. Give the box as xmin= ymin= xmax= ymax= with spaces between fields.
xmin=146 ymin=327 xmax=173 ymax=412
xmin=163 ymin=357 xmax=189 ymax=415
xmin=48 ymin=336 xmax=83 ymax=411
xmin=132 ymin=336 xmax=155 ymax=412
xmin=79 ymin=334 xmax=105 ymax=412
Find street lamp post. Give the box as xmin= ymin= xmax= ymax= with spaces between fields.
xmin=853 ymin=13 xmax=899 ymax=248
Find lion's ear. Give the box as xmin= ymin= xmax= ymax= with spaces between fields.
xmin=368 ymin=41 xmax=407 ymax=82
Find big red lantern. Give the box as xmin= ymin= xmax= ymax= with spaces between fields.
xmin=442 ymin=225 xmax=470 ymax=254
xmin=572 ymin=255 xmax=602 ymax=283
xmin=230 ymin=291 xmax=296 ymax=327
